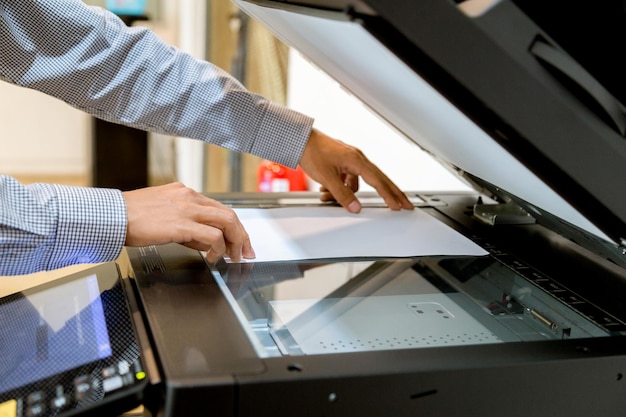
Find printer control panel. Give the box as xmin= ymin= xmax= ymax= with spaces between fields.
xmin=0 ymin=358 xmax=145 ymax=417
xmin=0 ymin=263 xmax=149 ymax=417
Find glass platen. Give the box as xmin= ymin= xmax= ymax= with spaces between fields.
xmin=213 ymin=255 xmax=617 ymax=358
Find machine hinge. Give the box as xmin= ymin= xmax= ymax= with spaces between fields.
xmin=473 ymin=200 xmax=536 ymax=226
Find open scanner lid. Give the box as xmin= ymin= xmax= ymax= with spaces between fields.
xmin=233 ymin=0 xmax=626 ymax=250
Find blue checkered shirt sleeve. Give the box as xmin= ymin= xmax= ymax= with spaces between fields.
xmin=0 ymin=0 xmax=315 ymax=275
xmin=0 ymin=176 xmax=127 ymax=276
xmin=0 ymin=0 xmax=313 ymax=166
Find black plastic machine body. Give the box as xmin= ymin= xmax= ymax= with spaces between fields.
xmin=3 ymin=1 xmax=626 ymax=416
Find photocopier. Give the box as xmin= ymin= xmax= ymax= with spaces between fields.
xmin=2 ymin=1 xmax=626 ymax=416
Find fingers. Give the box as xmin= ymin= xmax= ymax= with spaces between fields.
xmin=189 ymin=202 xmax=254 ymax=262
xmin=123 ymin=182 xmax=256 ymax=263
xmin=300 ymin=129 xmax=414 ymax=213
xmin=319 ymin=175 xmax=363 ymax=213
xmin=356 ymin=162 xmax=415 ymax=211
xmin=190 ymin=199 xmax=256 ymax=260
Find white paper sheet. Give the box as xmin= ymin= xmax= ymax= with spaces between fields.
xmin=229 ymin=207 xmax=487 ymax=263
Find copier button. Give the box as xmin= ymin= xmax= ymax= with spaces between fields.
xmin=49 ymin=385 xmax=69 ymax=411
xmin=74 ymin=375 xmax=93 ymax=401
xmin=118 ymin=360 xmax=130 ymax=375
xmin=102 ymin=366 xmax=117 ymax=378
xmin=26 ymin=391 xmax=44 ymax=405
xmin=25 ymin=403 xmax=45 ymax=417
xmin=103 ymin=375 xmax=124 ymax=393
xmin=50 ymin=395 xmax=68 ymax=411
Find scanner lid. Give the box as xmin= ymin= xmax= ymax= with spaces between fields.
xmin=233 ymin=0 xmax=626 ymax=249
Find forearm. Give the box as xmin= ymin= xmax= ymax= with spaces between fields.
xmin=0 ymin=176 xmax=126 ymax=275
xmin=0 ymin=0 xmax=313 ymax=167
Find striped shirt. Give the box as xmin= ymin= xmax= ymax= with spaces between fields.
xmin=0 ymin=0 xmax=314 ymax=275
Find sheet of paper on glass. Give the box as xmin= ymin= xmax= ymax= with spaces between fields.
xmin=225 ymin=206 xmax=487 ymax=263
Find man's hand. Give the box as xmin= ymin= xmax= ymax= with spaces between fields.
xmin=299 ymin=129 xmax=414 ymax=213
xmin=122 ymin=182 xmax=255 ymax=263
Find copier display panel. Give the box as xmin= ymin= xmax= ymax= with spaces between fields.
xmin=0 ymin=263 xmax=146 ymax=417
xmin=0 ymin=273 xmax=112 ymax=393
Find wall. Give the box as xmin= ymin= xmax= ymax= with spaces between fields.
xmin=0 ymin=78 xmax=91 ymax=178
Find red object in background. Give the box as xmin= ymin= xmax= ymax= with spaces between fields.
xmin=257 ymin=160 xmax=308 ymax=192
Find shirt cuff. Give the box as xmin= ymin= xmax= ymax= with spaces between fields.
xmin=48 ymin=185 xmax=127 ymax=270
xmin=249 ymin=101 xmax=314 ymax=169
